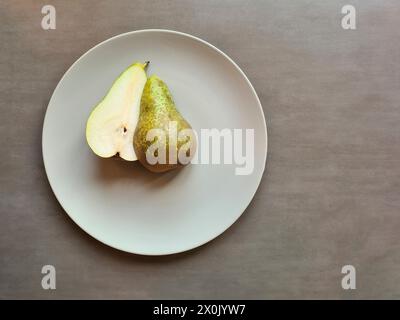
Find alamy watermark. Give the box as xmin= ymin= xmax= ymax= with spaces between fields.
xmin=41 ymin=265 xmax=56 ymax=290
xmin=41 ymin=5 xmax=56 ymax=30
xmin=341 ymin=265 xmax=356 ymax=290
xmin=144 ymin=122 xmax=255 ymax=176
xmin=341 ymin=5 xmax=356 ymax=30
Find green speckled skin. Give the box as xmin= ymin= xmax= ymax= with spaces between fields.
xmin=133 ymin=75 xmax=197 ymax=172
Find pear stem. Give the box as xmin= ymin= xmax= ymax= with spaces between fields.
xmin=144 ymin=61 xmax=150 ymax=70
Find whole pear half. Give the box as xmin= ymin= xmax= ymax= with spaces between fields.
xmin=133 ymin=75 xmax=197 ymax=173
xmin=86 ymin=62 xmax=148 ymax=161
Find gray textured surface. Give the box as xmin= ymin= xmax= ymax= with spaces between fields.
xmin=1 ymin=0 xmax=400 ymax=299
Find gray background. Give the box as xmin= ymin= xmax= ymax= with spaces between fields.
xmin=1 ymin=0 xmax=399 ymax=299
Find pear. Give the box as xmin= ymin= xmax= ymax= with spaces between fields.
xmin=133 ymin=75 xmax=197 ymax=173
xmin=86 ymin=62 xmax=148 ymax=161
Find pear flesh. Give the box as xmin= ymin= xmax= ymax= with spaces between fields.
xmin=86 ymin=62 xmax=147 ymax=161
xmin=133 ymin=75 xmax=197 ymax=172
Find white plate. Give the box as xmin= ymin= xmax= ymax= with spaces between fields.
xmin=42 ymin=29 xmax=267 ymax=255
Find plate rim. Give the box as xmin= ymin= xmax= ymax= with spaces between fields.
xmin=42 ymin=29 xmax=268 ymax=255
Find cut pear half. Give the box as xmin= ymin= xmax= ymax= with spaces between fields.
xmin=86 ymin=62 xmax=148 ymax=161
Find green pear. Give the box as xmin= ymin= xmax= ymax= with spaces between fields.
xmin=86 ymin=62 xmax=148 ymax=161
xmin=133 ymin=75 xmax=197 ymax=172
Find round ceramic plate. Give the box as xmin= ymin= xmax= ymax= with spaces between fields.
xmin=42 ymin=29 xmax=267 ymax=255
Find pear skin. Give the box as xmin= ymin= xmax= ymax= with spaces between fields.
xmin=133 ymin=75 xmax=197 ymax=172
